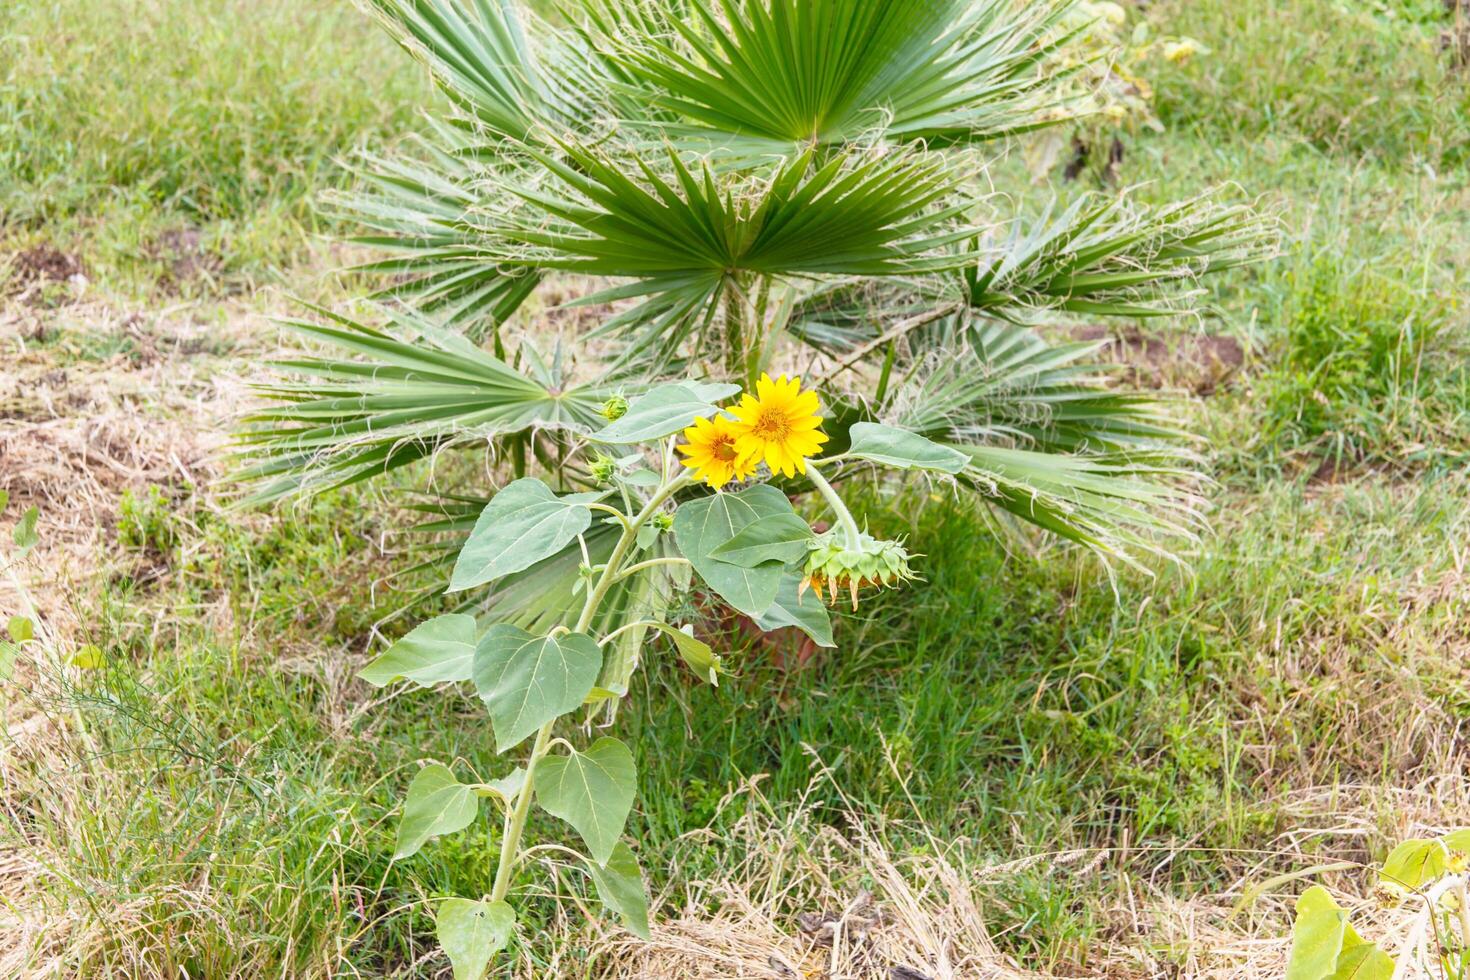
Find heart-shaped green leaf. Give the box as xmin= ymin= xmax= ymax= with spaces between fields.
xmin=360 ymin=614 xmax=477 ymax=688
xmin=535 ymin=737 xmax=635 ymax=865
xmin=473 ymin=626 xmax=602 ymax=752
xmin=847 ymin=422 xmax=968 ymax=475
xmin=437 ymin=898 xmax=515 ymax=980
xmin=395 ymin=764 xmax=479 ymax=859
xmin=709 ymin=511 xmax=813 ymax=568
xmin=586 ymin=841 xmax=650 ymax=939
xmin=12 ymin=505 xmax=39 ymax=558
xmin=674 ymin=484 xmax=791 ymax=617
xmin=450 ymin=480 xmax=603 ymax=593
xmin=1380 ymin=838 xmax=1447 ymax=890
xmin=7 ymin=616 xmax=33 ymax=644
xmin=593 ymin=383 xmax=739 ymax=444
xmin=754 ymin=573 xmax=835 ymax=648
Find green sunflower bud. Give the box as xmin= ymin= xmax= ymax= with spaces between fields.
xmin=799 ymin=529 xmax=916 ymax=610
xmin=599 ymin=394 xmax=629 ymax=421
xmin=651 ymin=511 xmax=674 ymax=532
xmin=589 ymin=453 xmax=618 ymax=485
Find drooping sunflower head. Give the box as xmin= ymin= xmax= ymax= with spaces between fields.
xmin=799 ymin=529 xmax=916 ymax=610
xmin=677 ymin=414 xmax=756 ymax=488
xmin=729 ymin=373 xmax=829 ymax=478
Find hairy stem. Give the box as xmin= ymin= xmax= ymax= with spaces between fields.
xmin=487 ymin=472 xmax=691 ymax=902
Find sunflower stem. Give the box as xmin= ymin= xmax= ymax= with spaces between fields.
xmin=805 ymin=462 xmax=861 ymax=549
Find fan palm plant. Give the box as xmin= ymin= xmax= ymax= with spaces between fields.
xmin=234 ymin=1 xmax=1276 ymax=969
xmin=243 ymin=0 xmax=1271 ymax=568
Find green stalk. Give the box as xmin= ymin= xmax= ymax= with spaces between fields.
xmin=488 ymin=472 xmax=692 ymax=903
xmin=804 ymin=462 xmax=861 ymax=548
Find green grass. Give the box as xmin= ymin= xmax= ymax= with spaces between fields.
xmin=4 ymin=0 xmax=1470 ymax=976
xmin=0 ymin=0 xmax=427 ymax=296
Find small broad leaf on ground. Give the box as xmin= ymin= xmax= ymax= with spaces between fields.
xmin=473 ymin=625 xmax=602 ymax=752
xmin=709 ymin=511 xmax=813 ymax=567
xmin=1286 ymin=886 xmax=1351 ymax=980
xmin=7 ymin=616 xmax=33 ymax=643
xmin=437 ymin=898 xmax=515 ymax=980
xmin=535 ymin=736 xmax=635 ymax=865
xmin=1379 ymin=838 xmax=1447 ymax=890
xmin=674 ymin=484 xmax=792 ymax=617
xmin=648 ymin=622 xmax=721 ymax=684
xmin=848 ymin=422 xmax=968 ymax=475
xmin=593 ymin=383 xmax=739 ymax=444
xmin=70 ymin=645 xmax=105 ymax=669
xmin=755 ymin=572 xmax=836 ymax=648
xmin=450 ymin=479 xmax=603 ymax=593
xmin=395 ymin=764 xmax=480 ymax=859
xmin=586 ymin=841 xmax=650 ymax=939
xmin=360 ymin=614 xmax=477 ymax=688
xmin=12 ymin=505 xmax=39 ymax=557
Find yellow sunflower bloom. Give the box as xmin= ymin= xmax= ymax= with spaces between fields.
xmin=677 ymin=415 xmax=756 ymax=488
xmin=729 ymin=373 xmax=829 ymax=478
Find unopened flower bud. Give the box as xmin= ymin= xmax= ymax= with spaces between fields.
xmin=600 ymin=394 xmax=629 ymax=422
xmin=589 ymin=453 xmax=617 ymax=485
xmin=651 ymin=512 xmax=674 ymax=532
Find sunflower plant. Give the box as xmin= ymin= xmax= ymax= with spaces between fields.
xmin=360 ymin=375 xmax=940 ymax=975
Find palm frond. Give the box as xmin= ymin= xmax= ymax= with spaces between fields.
xmin=335 ymin=125 xmax=542 ymax=344
xmin=883 ymin=318 xmax=1202 ymax=567
xmin=963 ymin=192 xmax=1278 ymax=320
xmin=600 ymin=0 xmax=1086 ymax=156
xmin=234 ymin=304 xmax=614 ymax=502
xmin=362 ymin=0 xmax=563 ymax=139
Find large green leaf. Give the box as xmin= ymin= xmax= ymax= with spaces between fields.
xmin=535 ymin=736 xmax=635 ymax=865
xmin=437 ymin=898 xmax=516 ymax=980
xmin=586 ymin=841 xmax=651 ymax=940
xmin=450 ymin=480 xmax=603 ymax=593
xmin=1287 ymin=887 xmax=1351 ymax=980
xmin=847 ymin=422 xmax=967 ymax=475
xmin=395 ymin=764 xmax=480 ymax=859
xmin=673 ymin=485 xmax=793 ymax=617
xmin=593 ymin=382 xmax=738 ymax=444
xmin=473 ymin=626 xmax=602 ymax=752
xmin=360 ymin=614 xmax=477 ymax=688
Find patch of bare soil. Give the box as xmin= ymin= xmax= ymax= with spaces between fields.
xmin=3 ymin=245 xmax=88 ymax=306
xmin=1072 ymin=325 xmax=1247 ymax=396
xmin=148 ymin=227 xmax=225 ymax=294
xmin=0 ymin=298 xmax=256 ymax=635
